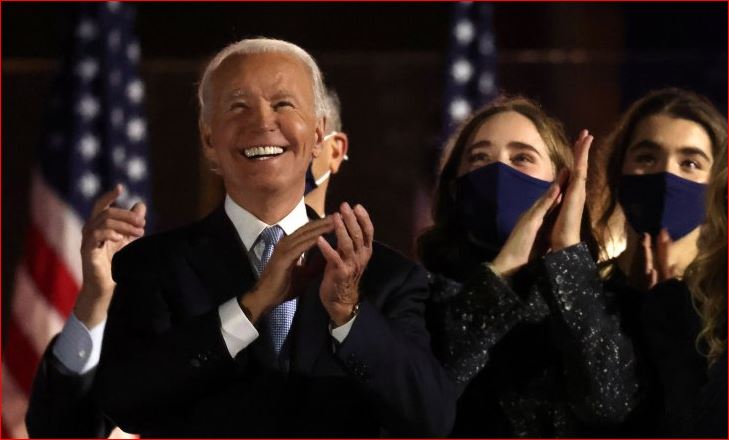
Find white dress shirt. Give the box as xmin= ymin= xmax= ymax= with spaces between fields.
xmin=218 ymin=195 xmax=355 ymax=358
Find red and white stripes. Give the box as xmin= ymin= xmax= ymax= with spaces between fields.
xmin=2 ymin=171 xmax=82 ymax=438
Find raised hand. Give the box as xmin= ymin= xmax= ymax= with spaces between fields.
xmin=654 ymin=229 xmax=677 ymax=281
xmin=317 ymin=203 xmax=374 ymax=326
xmin=551 ymin=129 xmax=594 ymax=251
xmin=241 ymin=217 xmax=334 ymax=323
xmin=490 ymin=183 xmax=562 ymax=278
xmin=635 ymin=229 xmax=677 ymax=291
xmin=76 ymin=184 xmax=147 ymax=328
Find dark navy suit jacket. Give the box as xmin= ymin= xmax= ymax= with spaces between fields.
xmin=26 ymin=337 xmax=112 ymax=438
xmin=96 ymin=205 xmax=456 ymax=437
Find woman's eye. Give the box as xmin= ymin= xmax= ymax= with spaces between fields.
xmin=680 ymin=159 xmax=701 ymax=170
xmin=230 ymin=102 xmax=247 ymax=110
xmin=468 ymin=152 xmax=488 ymax=163
xmin=512 ymin=154 xmax=533 ymax=164
xmin=635 ymin=154 xmax=656 ymax=165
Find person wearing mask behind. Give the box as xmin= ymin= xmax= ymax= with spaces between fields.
xmin=641 ymin=142 xmax=727 ymax=438
xmin=593 ymin=88 xmax=726 ymax=290
xmin=420 ymin=96 xmax=638 ymax=437
xmin=590 ymin=88 xmax=726 ymax=435
xmin=304 ymin=88 xmax=349 ymax=217
xmin=26 ymin=185 xmax=146 ymax=438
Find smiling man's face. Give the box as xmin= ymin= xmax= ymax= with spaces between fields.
xmin=201 ymin=51 xmax=323 ymax=201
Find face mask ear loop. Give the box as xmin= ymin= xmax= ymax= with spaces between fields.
xmin=323 ymin=131 xmax=349 ymax=161
xmin=314 ymin=170 xmax=331 ymax=186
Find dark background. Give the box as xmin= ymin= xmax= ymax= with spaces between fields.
xmin=3 ymin=2 xmax=727 ymax=323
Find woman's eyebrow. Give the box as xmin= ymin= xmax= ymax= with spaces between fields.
xmin=627 ymin=139 xmax=661 ymax=153
xmin=467 ymin=140 xmax=492 ymax=152
xmin=678 ymin=146 xmax=712 ymax=163
xmin=508 ymin=141 xmax=543 ymax=158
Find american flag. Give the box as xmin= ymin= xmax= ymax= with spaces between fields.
xmin=442 ymin=2 xmax=498 ymax=137
xmin=413 ymin=2 xmax=499 ymax=245
xmin=2 ymin=3 xmax=150 ymax=437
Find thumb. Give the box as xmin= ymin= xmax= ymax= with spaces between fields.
xmin=131 ymin=201 xmax=147 ymax=219
xmin=530 ymin=183 xmax=561 ymax=219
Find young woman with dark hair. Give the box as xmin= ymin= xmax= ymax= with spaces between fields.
xmin=640 ymin=142 xmax=727 ymax=437
xmin=590 ymin=87 xmax=727 ymax=435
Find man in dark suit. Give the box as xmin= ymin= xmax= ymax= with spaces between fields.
xmin=25 ymin=84 xmax=344 ymax=438
xmin=96 ymin=38 xmax=456 ymax=437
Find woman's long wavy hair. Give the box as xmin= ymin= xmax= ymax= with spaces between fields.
xmin=591 ymin=88 xmax=728 ymax=262
xmin=417 ymin=96 xmax=579 ymax=279
xmin=685 ymin=142 xmax=727 ymax=365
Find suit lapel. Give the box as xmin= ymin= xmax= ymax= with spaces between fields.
xmin=185 ymin=204 xmax=333 ymax=374
xmin=185 ymin=206 xmax=257 ymax=305
xmin=291 ymin=281 xmax=329 ymax=375
xmin=290 ymin=227 xmax=333 ymax=376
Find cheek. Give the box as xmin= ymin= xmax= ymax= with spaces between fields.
xmin=281 ymin=114 xmax=315 ymax=146
xmin=620 ymin=155 xmax=641 ymax=175
xmin=684 ymin=168 xmax=711 ymax=184
xmin=528 ymin=159 xmax=555 ymax=181
xmin=542 ymin=164 xmax=556 ymax=181
xmin=210 ymin=119 xmax=238 ymax=146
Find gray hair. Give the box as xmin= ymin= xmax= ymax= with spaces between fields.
xmin=198 ymin=38 xmax=327 ymax=123
xmin=324 ymin=88 xmax=343 ymax=133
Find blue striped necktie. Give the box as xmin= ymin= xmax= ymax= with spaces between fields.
xmin=256 ymin=225 xmax=296 ymax=355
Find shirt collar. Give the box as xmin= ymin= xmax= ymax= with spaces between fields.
xmin=224 ymin=195 xmax=309 ymax=251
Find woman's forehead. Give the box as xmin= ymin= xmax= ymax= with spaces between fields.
xmin=469 ymin=111 xmax=548 ymax=151
xmin=630 ymin=114 xmax=713 ymax=157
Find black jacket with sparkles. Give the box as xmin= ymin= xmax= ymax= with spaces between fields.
xmin=427 ymin=243 xmax=639 ymax=437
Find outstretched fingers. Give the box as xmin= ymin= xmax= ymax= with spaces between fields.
xmin=353 ymin=204 xmax=374 ymax=248
xmin=90 ymin=184 xmax=124 ymax=218
xmin=531 ymin=183 xmax=562 ymax=221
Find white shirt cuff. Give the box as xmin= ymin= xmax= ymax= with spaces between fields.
xmin=329 ymin=314 xmax=357 ymax=343
xmin=52 ymin=314 xmax=106 ymax=375
xmin=219 ymin=298 xmax=259 ymax=358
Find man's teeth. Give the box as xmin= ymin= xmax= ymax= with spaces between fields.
xmin=244 ymin=146 xmax=284 ymax=158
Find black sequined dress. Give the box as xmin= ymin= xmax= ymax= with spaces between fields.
xmin=427 ymin=243 xmax=639 ymax=437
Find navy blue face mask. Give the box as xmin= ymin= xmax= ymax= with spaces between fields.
xmin=618 ymin=172 xmax=707 ymax=241
xmin=455 ymin=162 xmax=552 ymax=248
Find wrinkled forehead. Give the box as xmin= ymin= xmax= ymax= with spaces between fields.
xmin=208 ymin=52 xmax=315 ymax=103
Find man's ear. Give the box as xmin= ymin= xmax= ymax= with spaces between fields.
xmin=312 ymin=117 xmax=325 ymax=158
xmin=199 ymin=119 xmax=221 ymax=174
xmin=199 ymin=118 xmax=214 ymax=150
xmin=329 ymin=132 xmax=349 ymax=174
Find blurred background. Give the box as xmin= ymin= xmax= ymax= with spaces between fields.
xmin=1 ymin=3 xmax=726 ymax=435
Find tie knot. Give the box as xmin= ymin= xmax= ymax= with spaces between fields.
xmin=259 ymin=225 xmax=284 ymax=247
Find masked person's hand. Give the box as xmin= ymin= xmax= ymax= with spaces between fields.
xmin=550 ymin=129 xmax=593 ymax=251
xmin=491 ymin=183 xmax=562 ymax=278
